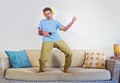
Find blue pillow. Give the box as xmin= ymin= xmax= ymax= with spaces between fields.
xmin=5 ymin=50 xmax=32 ymax=68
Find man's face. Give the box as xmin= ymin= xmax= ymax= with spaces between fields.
xmin=44 ymin=10 xmax=52 ymax=19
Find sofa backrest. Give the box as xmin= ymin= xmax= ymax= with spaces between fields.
xmin=25 ymin=49 xmax=86 ymax=67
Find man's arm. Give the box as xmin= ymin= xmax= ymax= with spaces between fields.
xmin=60 ymin=16 xmax=77 ymax=31
xmin=38 ymin=28 xmax=50 ymax=36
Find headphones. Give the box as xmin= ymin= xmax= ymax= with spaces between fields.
xmin=43 ymin=7 xmax=54 ymax=17
xmin=49 ymin=7 xmax=54 ymax=15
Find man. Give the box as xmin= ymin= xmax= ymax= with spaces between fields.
xmin=38 ymin=7 xmax=77 ymax=73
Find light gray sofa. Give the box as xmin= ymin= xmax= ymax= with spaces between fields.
xmin=0 ymin=49 xmax=120 ymax=83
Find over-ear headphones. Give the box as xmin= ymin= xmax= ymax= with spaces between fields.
xmin=43 ymin=7 xmax=54 ymax=17
xmin=48 ymin=7 xmax=54 ymax=15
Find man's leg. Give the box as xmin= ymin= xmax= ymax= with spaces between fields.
xmin=55 ymin=40 xmax=72 ymax=73
xmin=39 ymin=42 xmax=54 ymax=72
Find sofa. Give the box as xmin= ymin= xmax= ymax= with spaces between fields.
xmin=0 ymin=49 xmax=120 ymax=83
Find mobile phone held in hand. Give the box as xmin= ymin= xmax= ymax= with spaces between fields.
xmin=49 ymin=32 xmax=51 ymax=35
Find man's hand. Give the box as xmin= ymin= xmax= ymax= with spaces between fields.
xmin=38 ymin=28 xmax=50 ymax=36
xmin=60 ymin=16 xmax=77 ymax=31
xmin=72 ymin=16 xmax=77 ymax=23
xmin=42 ymin=32 xmax=51 ymax=36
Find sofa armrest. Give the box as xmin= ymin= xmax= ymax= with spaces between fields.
xmin=0 ymin=52 xmax=9 ymax=78
xmin=106 ymin=59 xmax=120 ymax=81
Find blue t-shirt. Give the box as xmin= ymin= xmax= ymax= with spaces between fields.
xmin=38 ymin=19 xmax=63 ymax=42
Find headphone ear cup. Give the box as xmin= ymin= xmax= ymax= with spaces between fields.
xmin=52 ymin=12 xmax=54 ymax=15
xmin=51 ymin=9 xmax=54 ymax=15
xmin=49 ymin=7 xmax=54 ymax=15
xmin=43 ymin=13 xmax=45 ymax=17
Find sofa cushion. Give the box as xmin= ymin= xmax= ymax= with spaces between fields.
xmin=5 ymin=67 xmax=111 ymax=81
xmin=82 ymin=50 xmax=106 ymax=69
xmin=25 ymin=49 xmax=85 ymax=67
xmin=25 ymin=49 xmax=40 ymax=67
xmin=5 ymin=50 xmax=32 ymax=68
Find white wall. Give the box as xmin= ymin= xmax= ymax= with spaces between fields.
xmin=0 ymin=0 xmax=120 ymax=56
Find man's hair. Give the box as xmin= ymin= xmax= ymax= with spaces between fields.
xmin=43 ymin=7 xmax=53 ymax=15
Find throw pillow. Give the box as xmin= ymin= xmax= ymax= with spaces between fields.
xmin=5 ymin=50 xmax=32 ymax=68
xmin=82 ymin=51 xmax=106 ymax=69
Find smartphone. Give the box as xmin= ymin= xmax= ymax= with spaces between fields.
xmin=49 ymin=32 xmax=51 ymax=35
